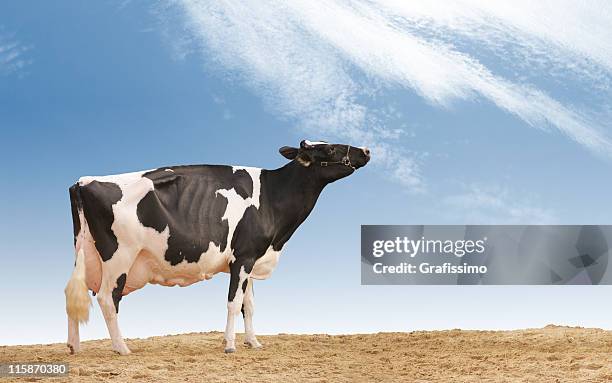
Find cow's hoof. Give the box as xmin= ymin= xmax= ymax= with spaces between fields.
xmin=67 ymin=343 xmax=79 ymax=355
xmin=224 ymin=347 xmax=236 ymax=354
xmin=113 ymin=345 xmax=132 ymax=356
xmin=244 ymin=340 xmax=263 ymax=349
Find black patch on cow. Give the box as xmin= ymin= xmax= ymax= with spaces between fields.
xmin=138 ymin=165 xmax=255 ymax=266
xmin=231 ymin=205 xmax=274 ymax=255
xmin=231 ymin=169 xmax=254 ymax=199
xmin=136 ymin=191 xmax=167 ymax=232
xmin=68 ymin=184 xmax=81 ymax=245
xmin=80 ymin=181 xmax=123 ymax=262
xmin=228 ymin=259 xmax=255 ymax=302
xmin=112 ymin=273 xmax=127 ymax=313
xmin=143 ymin=166 xmax=254 ymax=199
xmin=241 ymin=283 xmax=252 ymax=318
xmin=142 ymin=168 xmax=178 ymax=185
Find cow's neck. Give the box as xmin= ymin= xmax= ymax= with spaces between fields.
xmin=266 ymin=161 xmax=327 ymax=217
xmin=263 ymin=161 xmax=327 ymax=250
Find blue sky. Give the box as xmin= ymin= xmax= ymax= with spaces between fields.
xmin=1 ymin=1 xmax=612 ymax=345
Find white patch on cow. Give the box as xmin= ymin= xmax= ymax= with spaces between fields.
xmin=216 ymin=188 xmax=248 ymax=244
xmin=78 ymin=169 xmax=151 ymax=187
xmin=224 ymin=265 xmax=250 ymax=353
xmin=251 ymin=246 xmax=282 ymax=280
xmin=228 ymin=253 xmax=236 ymax=264
xmin=304 ymin=140 xmax=328 ymax=146
xmin=215 ymin=167 xmax=262 ymax=260
xmin=109 ymin=176 xmax=157 ymax=257
xmin=197 ymin=241 xmax=229 ymax=279
xmin=125 ymin=226 xmax=171 ymax=291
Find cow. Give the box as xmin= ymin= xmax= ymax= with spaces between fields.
xmin=64 ymin=140 xmax=370 ymax=355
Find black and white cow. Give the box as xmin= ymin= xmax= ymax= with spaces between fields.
xmin=65 ymin=140 xmax=370 ymax=354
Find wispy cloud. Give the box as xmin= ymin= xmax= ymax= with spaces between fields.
xmin=442 ymin=184 xmax=556 ymax=224
xmin=0 ymin=28 xmax=30 ymax=76
xmin=162 ymin=0 xmax=612 ymax=194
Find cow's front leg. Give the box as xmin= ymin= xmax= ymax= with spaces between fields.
xmin=242 ymin=278 xmax=262 ymax=348
xmin=224 ymin=260 xmax=252 ymax=353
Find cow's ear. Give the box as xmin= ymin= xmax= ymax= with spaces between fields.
xmin=279 ymin=146 xmax=299 ymax=160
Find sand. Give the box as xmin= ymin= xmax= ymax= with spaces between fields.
xmin=1 ymin=326 xmax=611 ymax=382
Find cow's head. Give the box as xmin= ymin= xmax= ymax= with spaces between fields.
xmin=279 ymin=140 xmax=370 ymax=182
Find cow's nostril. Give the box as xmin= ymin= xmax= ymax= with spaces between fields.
xmin=363 ymin=147 xmax=370 ymax=156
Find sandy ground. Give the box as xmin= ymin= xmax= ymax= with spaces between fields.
xmin=1 ymin=326 xmax=611 ymax=382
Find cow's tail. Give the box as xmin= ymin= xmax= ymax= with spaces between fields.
xmin=65 ymin=183 xmax=91 ymax=323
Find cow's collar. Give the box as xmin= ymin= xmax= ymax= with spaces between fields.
xmin=320 ymin=145 xmax=355 ymax=170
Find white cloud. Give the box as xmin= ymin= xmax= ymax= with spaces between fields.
xmin=0 ymin=29 xmax=29 ymax=75
xmin=442 ymin=184 xmax=556 ymax=224
xmin=377 ymin=0 xmax=612 ymax=80
xmin=168 ymin=0 xmax=425 ymax=190
xmin=163 ymin=0 xmax=612 ymax=192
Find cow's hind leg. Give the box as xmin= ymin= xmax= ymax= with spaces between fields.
xmin=242 ymin=278 xmax=262 ymax=349
xmin=224 ymin=260 xmax=252 ymax=353
xmin=97 ymin=256 xmax=132 ymax=355
xmin=65 ymin=246 xmax=91 ymax=354
xmin=67 ymin=316 xmax=80 ymax=354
